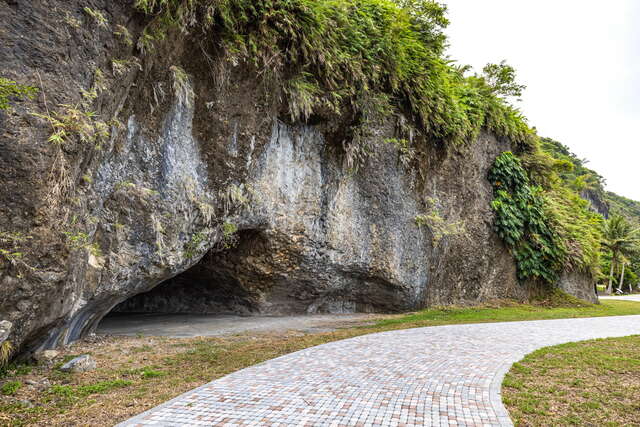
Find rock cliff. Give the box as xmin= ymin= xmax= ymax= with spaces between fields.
xmin=0 ymin=0 xmax=596 ymax=355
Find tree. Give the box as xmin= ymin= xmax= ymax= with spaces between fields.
xmin=397 ymin=0 xmax=449 ymax=54
xmin=602 ymin=215 xmax=639 ymax=294
xmin=481 ymin=60 xmax=526 ymax=99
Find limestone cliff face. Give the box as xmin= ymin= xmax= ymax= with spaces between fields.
xmin=0 ymin=0 xmax=596 ymax=354
xmin=581 ymin=189 xmax=610 ymax=218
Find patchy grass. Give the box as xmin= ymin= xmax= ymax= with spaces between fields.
xmin=376 ymin=298 xmax=640 ymax=329
xmin=0 ymin=381 xmax=21 ymax=396
xmin=503 ymin=335 xmax=640 ymax=426
xmin=0 ymin=298 xmax=639 ymax=425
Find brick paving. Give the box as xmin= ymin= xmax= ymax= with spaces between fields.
xmin=120 ymin=315 xmax=640 ymax=426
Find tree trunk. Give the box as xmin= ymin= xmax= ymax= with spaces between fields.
xmin=619 ymin=262 xmax=626 ymax=293
xmin=606 ymin=255 xmax=615 ymax=294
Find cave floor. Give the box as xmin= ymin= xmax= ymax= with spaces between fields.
xmin=97 ymin=313 xmax=382 ymax=338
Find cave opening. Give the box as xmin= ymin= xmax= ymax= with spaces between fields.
xmin=104 ymin=230 xmax=264 ymax=321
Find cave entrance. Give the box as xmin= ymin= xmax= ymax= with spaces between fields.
xmin=95 ymin=239 xmax=263 ymax=337
xmin=113 ymin=249 xmax=257 ymax=317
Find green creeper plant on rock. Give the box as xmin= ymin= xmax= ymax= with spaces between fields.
xmin=0 ymin=77 xmax=38 ymax=111
xmin=489 ymin=152 xmax=565 ymax=284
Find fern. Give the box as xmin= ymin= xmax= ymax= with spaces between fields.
xmin=134 ymin=0 xmax=535 ymax=151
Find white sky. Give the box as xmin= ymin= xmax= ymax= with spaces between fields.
xmin=444 ymin=0 xmax=640 ymax=200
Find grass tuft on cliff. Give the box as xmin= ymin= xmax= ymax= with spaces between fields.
xmin=133 ymin=0 xmax=535 ymax=149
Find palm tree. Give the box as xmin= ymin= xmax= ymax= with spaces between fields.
xmin=602 ymin=215 xmax=639 ymax=294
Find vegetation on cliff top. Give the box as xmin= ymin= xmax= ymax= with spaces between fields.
xmin=134 ymin=0 xmax=535 ymax=149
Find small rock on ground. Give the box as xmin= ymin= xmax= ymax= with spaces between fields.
xmin=59 ymin=354 xmax=96 ymax=373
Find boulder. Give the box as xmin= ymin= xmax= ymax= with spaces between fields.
xmin=58 ymin=355 xmax=96 ymax=373
xmin=0 ymin=321 xmax=11 ymax=344
xmin=33 ymin=350 xmax=59 ymax=364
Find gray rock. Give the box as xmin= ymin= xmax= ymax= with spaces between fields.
xmin=0 ymin=320 xmax=11 ymax=344
xmin=58 ymin=355 xmax=96 ymax=373
xmin=34 ymin=350 xmax=58 ymax=364
xmin=18 ymin=400 xmax=34 ymax=408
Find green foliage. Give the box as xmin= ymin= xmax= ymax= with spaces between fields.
xmin=539 ymin=137 xmax=640 ymax=286
xmin=63 ymin=231 xmax=102 ymax=257
xmin=0 ymin=232 xmax=32 ymax=268
xmin=540 ymin=138 xmax=606 ymax=196
xmin=479 ymin=60 xmax=526 ymax=99
xmin=1 ymin=380 xmax=21 ymax=396
xmin=83 ymin=7 xmax=109 ymax=28
xmin=114 ymin=25 xmax=133 ymax=46
xmin=0 ymin=341 xmax=14 ymax=369
xmin=49 ymin=379 xmax=132 ymax=399
xmin=601 ymin=215 xmax=639 ymax=289
xmin=134 ymin=0 xmax=535 ymax=149
xmin=0 ymin=78 xmax=38 ymax=111
xmin=545 ymin=186 xmax=602 ymax=276
xmin=185 ymin=231 xmax=207 ymax=258
xmin=222 ymin=222 xmax=238 ymax=249
xmin=606 ymin=191 xmax=640 ymax=224
xmin=602 ymin=215 xmax=634 ymax=253
xmin=489 ymin=152 xmax=565 ymax=283
xmin=32 ymin=104 xmax=110 ymax=147
xmin=140 ymin=366 xmax=166 ymax=378
xmin=170 ymin=65 xmax=192 ymax=106
xmin=384 ymin=137 xmax=415 ymax=166
xmin=415 ymin=198 xmax=465 ymax=244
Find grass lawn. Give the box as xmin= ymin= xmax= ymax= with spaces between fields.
xmin=503 ymin=335 xmax=640 ymax=426
xmin=1 ymin=296 xmax=640 ymax=426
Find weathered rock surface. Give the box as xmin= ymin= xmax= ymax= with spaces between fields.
xmin=59 ymin=354 xmax=96 ymax=373
xmin=558 ymin=271 xmax=598 ymax=304
xmin=0 ymin=0 xmax=597 ymax=354
xmin=581 ymin=189 xmax=610 ymax=218
xmin=33 ymin=350 xmax=59 ymax=365
xmin=0 ymin=321 xmax=11 ymax=344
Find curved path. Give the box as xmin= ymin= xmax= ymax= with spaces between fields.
xmin=121 ymin=315 xmax=640 ymax=426
xmin=599 ymin=294 xmax=640 ymax=302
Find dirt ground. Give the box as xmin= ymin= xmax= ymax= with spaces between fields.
xmin=97 ymin=312 xmax=381 ymax=338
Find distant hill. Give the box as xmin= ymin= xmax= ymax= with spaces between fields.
xmin=541 ymin=137 xmax=640 ymax=223
xmin=606 ymin=192 xmax=640 ymax=224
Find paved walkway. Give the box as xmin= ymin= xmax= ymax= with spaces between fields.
xmin=120 ymin=316 xmax=640 ymax=427
xmin=599 ymin=294 xmax=640 ymax=302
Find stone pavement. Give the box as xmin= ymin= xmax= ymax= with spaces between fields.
xmin=599 ymin=294 xmax=640 ymax=302
xmin=120 ymin=315 xmax=640 ymax=427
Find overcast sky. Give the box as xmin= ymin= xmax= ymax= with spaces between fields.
xmin=444 ymin=0 xmax=640 ymax=200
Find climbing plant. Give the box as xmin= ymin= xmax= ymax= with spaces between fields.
xmin=489 ymin=152 xmax=565 ymax=284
